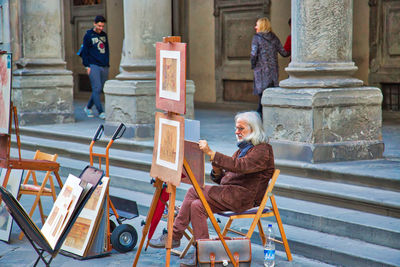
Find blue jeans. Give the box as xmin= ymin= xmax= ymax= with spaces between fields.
xmin=87 ymin=64 xmax=109 ymax=114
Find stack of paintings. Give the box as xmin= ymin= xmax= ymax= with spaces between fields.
xmin=61 ymin=176 xmax=109 ymax=258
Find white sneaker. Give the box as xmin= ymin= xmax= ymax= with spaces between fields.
xmin=84 ymin=107 xmax=94 ymax=118
xmin=99 ymin=112 xmax=106 ymax=120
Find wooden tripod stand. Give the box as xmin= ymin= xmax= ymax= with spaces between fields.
xmin=132 ymin=158 xmax=239 ymax=267
xmin=0 ymin=103 xmax=62 ymax=205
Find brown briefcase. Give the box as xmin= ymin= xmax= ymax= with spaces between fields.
xmin=197 ymin=237 xmax=251 ymax=266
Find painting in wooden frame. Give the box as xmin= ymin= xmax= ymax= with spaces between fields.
xmin=0 ymin=53 xmax=12 ymax=134
xmin=155 ymin=42 xmax=186 ymax=114
xmin=150 ymin=112 xmax=185 ymax=187
xmin=0 ymin=168 xmax=24 ymax=242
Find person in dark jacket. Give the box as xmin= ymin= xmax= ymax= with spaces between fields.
xmin=251 ymin=17 xmax=290 ymax=116
xmin=81 ymin=15 xmax=109 ymax=120
xmin=149 ymin=111 xmax=275 ymax=267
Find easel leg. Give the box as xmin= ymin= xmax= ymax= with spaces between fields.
xmin=183 ymin=159 xmax=238 ymax=267
xmin=132 ymin=178 xmax=163 ymax=267
xmin=165 ymin=183 xmax=176 ymax=267
xmin=271 ymin=195 xmax=292 ymax=261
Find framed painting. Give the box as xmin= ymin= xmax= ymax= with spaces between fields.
xmin=150 ymin=112 xmax=185 ymax=187
xmin=0 ymin=168 xmax=24 ymax=242
xmin=155 ymin=42 xmax=186 ymax=114
xmin=0 ymin=52 xmax=12 ymax=134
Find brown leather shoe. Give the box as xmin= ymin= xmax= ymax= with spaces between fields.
xmin=148 ymin=233 xmax=180 ymax=249
xmin=180 ymin=252 xmax=196 ymax=267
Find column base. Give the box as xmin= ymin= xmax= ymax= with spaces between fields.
xmin=105 ymin=121 xmax=154 ymax=141
xmin=12 ymin=71 xmax=74 ymax=125
xmin=270 ymin=140 xmax=384 ymax=163
xmin=262 ymin=87 xmax=384 ymax=163
xmin=103 ymin=79 xmax=195 ymax=140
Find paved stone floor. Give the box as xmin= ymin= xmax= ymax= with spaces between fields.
xmin=0 ymin=196 xmax=332 ymax=267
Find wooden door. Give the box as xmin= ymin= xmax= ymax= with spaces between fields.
xmin=214 ymin=0 xmax=270 ymax=103
xmin=369 ymin=0 xmax=400 ymax=111
xmin=70 ymin=0 xmax=105 ymax=94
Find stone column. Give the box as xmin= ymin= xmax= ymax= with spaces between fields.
xmin=104 ymin=0 xmax=195 ymax=139
xmin=12 ymin=0 xmax=74 ymax=125
xmin=262 ymin=0 xmax=383 ymax=162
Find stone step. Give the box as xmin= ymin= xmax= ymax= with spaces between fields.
xmin=108 ymin=177 xmax=400 ymax=250
xmin=276 ymin=174 xmax=400 ymax=218
xmin=15 ymin=126 xmax=400 ymax=192
xmin=107 ymin=187 xmax=400 ymax=267
xmin=12 ymin=136 xmax=400 ymax=220
xmin=20 ymin=147 xmax=398 ymax=251
xmin=276 ymin=158 xmax=400 ymax=192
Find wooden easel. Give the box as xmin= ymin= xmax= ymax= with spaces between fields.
xmin=132 ymin=159 xmax=238 ymax=267
xmin=0 ymin=103 xmax=62 ymax=205
xmin=133 ymin=36 xmax=238 ymax=267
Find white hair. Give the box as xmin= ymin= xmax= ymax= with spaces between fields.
xmin=235 ymin=111 xmax=268 ymax=145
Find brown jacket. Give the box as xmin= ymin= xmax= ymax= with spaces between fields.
xmin=208 ymin=143 xmax=274 ymax=213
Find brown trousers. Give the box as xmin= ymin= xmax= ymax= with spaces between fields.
xmin=173 ymin=185 xmax=232 ymax=241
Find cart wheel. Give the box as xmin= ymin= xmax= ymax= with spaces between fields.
xmin=111 ymin=224 xmax=138 ymax=253
xmin=109 ymin=220 xmax=116 ymax=233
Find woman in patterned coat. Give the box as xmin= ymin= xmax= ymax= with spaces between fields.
xmin=251 ymin=17 xmax=290 ymax=116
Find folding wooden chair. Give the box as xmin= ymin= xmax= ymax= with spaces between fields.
xmin=218 ymin=169 xmax=292 ymax=261
xmin=17 ymin=150 xmax=61 ymax=227
xmin=0 ymin=104 xmax=63 ymax=240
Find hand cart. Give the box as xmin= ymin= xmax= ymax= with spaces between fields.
xmin=90 ymin=123 xmax=139 ymax=253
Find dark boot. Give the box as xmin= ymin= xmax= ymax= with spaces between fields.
xmin=148 ymin=233 xmax=180 ymax=249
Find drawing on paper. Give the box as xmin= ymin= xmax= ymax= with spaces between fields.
xmin=159 ymin=50 xmax=180 ymax=101
xmin=63 ymin=217 xmax=91 ymax=250
xmin=156 ymin=118 xmax=180 ymax=171
xmin=162 ymin=58 xmax=177 ymax=93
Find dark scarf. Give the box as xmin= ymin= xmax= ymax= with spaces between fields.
xmin=237 ymin=141 xmax=254 ymax=158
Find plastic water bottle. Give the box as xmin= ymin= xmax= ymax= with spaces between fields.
xmin=264 ymin=224 xmax=275 ymax=267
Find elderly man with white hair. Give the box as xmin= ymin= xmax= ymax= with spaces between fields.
xmin=149 ymin=111 xmax=275 ymax=267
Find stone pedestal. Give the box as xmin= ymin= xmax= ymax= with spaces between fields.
xmin=262 ymin=0 xmax=383 ymax=162
xmin=104 ymin=0 xmax=195 ymax=139
xmin=263 ymin=87 xmax=383 ymax=162
xmin=12 ymin=0 xmax=74 ymax=125
xmin=104 ymin=80 xmax=195 ymax=139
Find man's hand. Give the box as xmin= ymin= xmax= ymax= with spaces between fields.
xmin=198 ymin=140 xmax=216 ymax=161
xmin=86 ymin=67 xmax=91 ymax=75
xmin=212 ymin=165 xmax=222 ymax=176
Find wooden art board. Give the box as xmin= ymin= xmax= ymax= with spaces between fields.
xmin=155 ymin=42 xmax=186 ymax=115
xmin=181 ymin=141 xmax=205 ymax=188
xmin=150 ymin=112 xmax=185 ymax=187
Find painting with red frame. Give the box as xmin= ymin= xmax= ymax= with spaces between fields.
xmin=156 ymin=42 xmax=186 ymax=115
